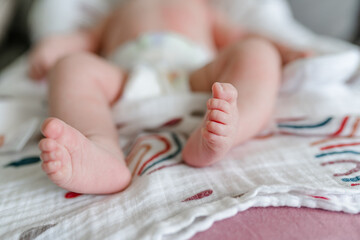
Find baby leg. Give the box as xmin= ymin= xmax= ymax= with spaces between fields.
xmin=183 ymin=37 xmax=281 ymax=167
xmin=38 ymin=53 xmax=131 ymax=194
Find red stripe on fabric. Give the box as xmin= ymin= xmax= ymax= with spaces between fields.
xmin=137 ymin=136 xmax=171 ymax=175
xmin=130 ymin=144 xmax=151 ymax=178
xmin=182 ymin=189 xmax=213 ymax=202
xmin=331 ymin=116 xmax=349 ymax=137
xmin=65 ymin=192 xmax=82 ymax=199
xmin=320 ymin=142 xmax=360 ymax=151
xmin=310 ymin=195 xmax=329 ymax=200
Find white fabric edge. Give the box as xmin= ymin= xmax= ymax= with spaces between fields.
xmin=146 ymin=185 xmax=360 ymax=240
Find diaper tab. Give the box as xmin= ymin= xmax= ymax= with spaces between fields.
xmin=121 ymin=65 xmax=162 ymax=102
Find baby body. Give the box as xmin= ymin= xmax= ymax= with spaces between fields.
xmin=101 ymin=0 xmax=216 ymax=55
xmin=30 ymin=0 xmax=308 ymax=194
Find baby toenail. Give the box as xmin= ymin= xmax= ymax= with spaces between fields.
xmin=47 ymin=141 xmax=54 ymax=149
xmin=50 ymin=152 xmax=57 ymax=160
xmin=219 ymin=84 xmax=223 ymax=91
xmin=217 ymin=82 xmax=223 ymax=91
xmin=48 ymin=161 xmax=60 ymax=169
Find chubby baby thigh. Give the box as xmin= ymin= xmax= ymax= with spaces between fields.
xmin=50 ymin=52 xmax=126 ymax=104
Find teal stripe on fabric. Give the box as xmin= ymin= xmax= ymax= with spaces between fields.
xmin=342 ymin=176 xmax=360 ymax=182
xmin=278 ymin=117 xmax=333 ymax=129
xmin=141 ymin=133 xmax=182 ymax=175
xmin=4 ymin=156 xmax=41 ymax=168
xmin=316 ymin=151 xmax=360 ymax=158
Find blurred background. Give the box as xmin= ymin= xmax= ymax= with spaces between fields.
xmin=0 ymin=0 xmax=359 ymax=71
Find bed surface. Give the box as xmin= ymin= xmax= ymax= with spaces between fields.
xmin=192 ymin=207 xmax=360 ymax=239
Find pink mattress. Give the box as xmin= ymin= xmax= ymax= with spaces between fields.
xmin=192 ymin=207 xmax=360 ymax=239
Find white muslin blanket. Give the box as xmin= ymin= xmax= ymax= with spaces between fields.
xmin=2 ymin=0 xmax=360 ymax=239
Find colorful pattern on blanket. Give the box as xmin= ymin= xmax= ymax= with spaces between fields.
xmin=2 ymin=111 xmax=360 ymax=239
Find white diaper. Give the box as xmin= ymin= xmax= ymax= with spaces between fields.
xmin=109 ymin=32 xmax=214 ymax=102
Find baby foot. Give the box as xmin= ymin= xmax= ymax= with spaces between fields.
xmin=39 ymin=118 xmax=131 ymax=194
xmin=182 ymin=82 xmax=239 ymax=167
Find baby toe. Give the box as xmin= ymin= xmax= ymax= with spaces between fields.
xmin=212 ymin=82 xmax=238 ymax=104
xmin=40 ymin=152 xmax=52 ymax=162
xmin=42 ymin=161 xmax=61 ymax=174
xmin=39 ymin=138 xmax=57 ymax=152
xmin=40 ymin=149 xmax=63 ymax=162
xmin=208 ymin=109 xmax=230 ymax=125
xmin=206 ymin=121 xmax=229 ymax=136
xmin=48 ymin=170 xmax=66 ymax=184
xmin=207 ymin=98 xmax=231 ymax=113
xmin=41 ymin=118 xmax=65 ymax=139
